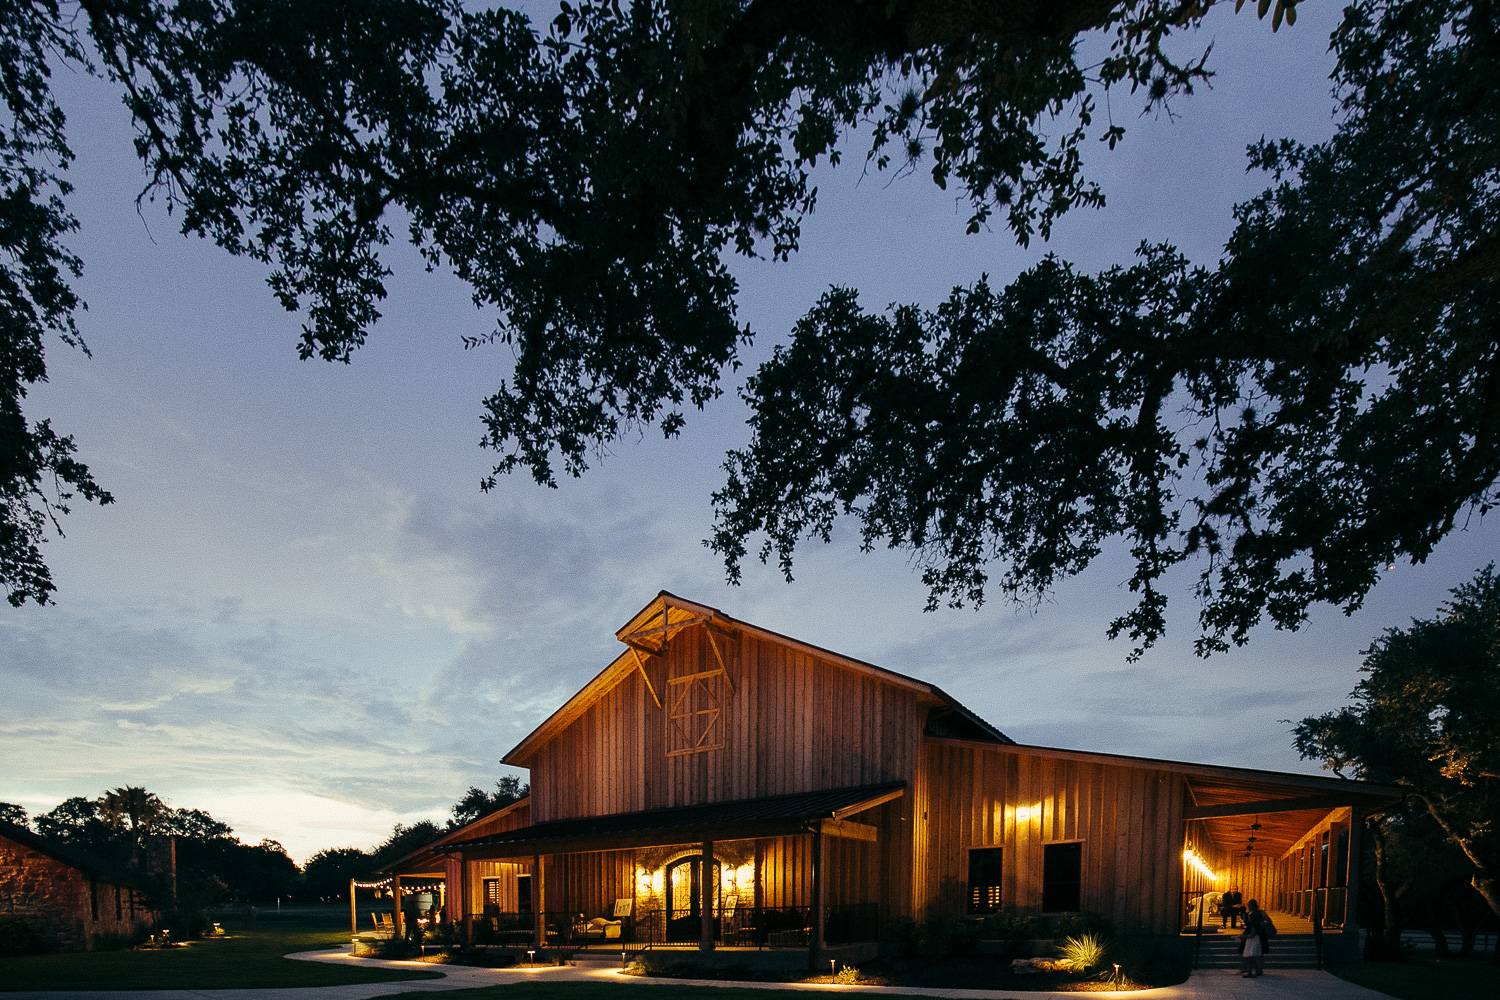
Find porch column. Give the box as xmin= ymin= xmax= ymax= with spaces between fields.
xmin=532 ymin=854 xmax=546 ymax=949
xmin=1343 ymin=814 xmax=1364 ymax=959
xmin=809 ymin=827 xmax=825 ymax=970
xmin=459 ymin=852 xmax=473 ymax=945
xmin=700 ymin=839 xmax=715 ymax=951
xmin=392 ymin=876 xmax=404 ymax=939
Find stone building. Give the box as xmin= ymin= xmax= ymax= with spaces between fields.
xmin=0 ymin=819 xmax=159 ymax=951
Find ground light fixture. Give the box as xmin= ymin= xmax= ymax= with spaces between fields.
xmin=527 ymin=949 xmax=536 ymax=967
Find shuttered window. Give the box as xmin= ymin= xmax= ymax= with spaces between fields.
xmin=967 ymin=847 xmax=1003 ymax=914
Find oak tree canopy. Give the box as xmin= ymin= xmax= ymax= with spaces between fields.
xmin=3 ymin=0 xmax=1495 ymax=657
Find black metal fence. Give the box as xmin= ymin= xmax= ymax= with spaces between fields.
xmin=468 ymin=903 xmax=878 ymax=950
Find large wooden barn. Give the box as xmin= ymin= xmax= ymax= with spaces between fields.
xmin=384 ymin=592 xmax=1398 ymax=964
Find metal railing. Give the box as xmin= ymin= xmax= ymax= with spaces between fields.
xmin=465 ymin=904 xmax=878 ymax=951
xmin=635 ymin=903 xmax=878 ymax=950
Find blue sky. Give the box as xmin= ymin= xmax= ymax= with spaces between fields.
xmin=2 ymin=2 xmax=1495 ymax=864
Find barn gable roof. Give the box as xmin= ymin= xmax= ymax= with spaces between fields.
xmin=502 ymin=591 xmax=1011 ymax=766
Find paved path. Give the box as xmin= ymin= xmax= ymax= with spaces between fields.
xmin=1 ymin=947 xmax=1397 ymax=1000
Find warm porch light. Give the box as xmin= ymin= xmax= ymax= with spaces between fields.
xmin=1013 ymin=804 xmax=1042 ymax=823
xmin=636 ymin=866 xmax=664 ymax=897
xmin=735 ymin=862 xmax=753 ymax=885
xmin=1183 ymin=848 xmax=1219 ymax=882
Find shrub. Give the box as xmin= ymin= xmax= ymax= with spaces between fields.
xmin=0 ymin=918 xmax=44 ymax=957
xmin=920 ymin=918 xmax=982 ymax=956
xmin=1051 ymin=911 xmax=1115 ymax=942
xmin=834 ymin=964 xmax=860 ymax=984
xmin=983 ymin=913 xmax=1035 ymax=957
xmin=375 ymin=936 xmax=422 ymax=959
xmin=1059 ymin=932 xmax=1106 ymax=972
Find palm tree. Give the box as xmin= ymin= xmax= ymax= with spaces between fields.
xmin=102 ymin=786 xmax=164 ymax=839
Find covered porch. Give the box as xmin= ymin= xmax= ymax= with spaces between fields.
xmin=442 ymin=782 xmax=902 ymax=965
xmin=1181 ymin=770 xmax=1401 ymax=962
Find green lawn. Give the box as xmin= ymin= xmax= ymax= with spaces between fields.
xmin=0 ymin=905 xmax=444 ymax=991
xmin=1330 ymin=953 xmax=1500 ymax=1000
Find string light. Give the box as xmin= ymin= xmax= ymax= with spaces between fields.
xmin=1183 ymin=848 xmax=1220 ymax=882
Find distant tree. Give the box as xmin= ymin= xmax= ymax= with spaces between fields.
xmin=1294 ymin=566 xmax=1500 ymax=946
xmin=29 ymin=788 xmax=302 ymax=902
xmin=34 ymin=795 xmax=120 ymax=852
xmin=209 ymin=838 xmax=301 ymax=901
xmin=371 ymin=821 xmax=444 ymax=869
xmin=158 ymin=806 xmax=235 ymax=842
xmin=99 ymin=786 xmax=165 ymax=841
xmin=449 ymin=776 xmax=528 ymax=830
xmin=0 ymin=802 xmax=28 ymax=828
xmin=303 ymin=846 xmax=377 ymax=901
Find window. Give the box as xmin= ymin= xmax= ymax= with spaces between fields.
xmin=516 ymin=874 xmax=532 ymax=913
xmin=1319 ymin=831 xmax=1330 ymax=887
xmin=1335 ymin=830 xmax=1349 ymax=888
xmin=484 ymin=878 xmax=501 ymax=906
xmin=667 ymin=670 xmax=725 ymax=756
xmin=1042 ymin=842 xmax=1083 ymax=913
xmin=967 ymin=847 xmax=1003 ymax=914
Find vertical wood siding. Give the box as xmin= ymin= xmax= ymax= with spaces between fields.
xmin=915 ymin=742 xmax=1186 ymax=934
xmin=526 ymin=625 xmax=924 ymax=823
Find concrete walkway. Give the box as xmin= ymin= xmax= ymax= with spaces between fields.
xmin=1 ymin=947 xmax=1398 ymax=1000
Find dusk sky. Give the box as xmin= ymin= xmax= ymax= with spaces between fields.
xmin=3 ymin=2 xmax=1494 ymax=865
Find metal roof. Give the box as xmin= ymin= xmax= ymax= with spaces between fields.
xmin=440 ymin=782 xmax=905 ymax=858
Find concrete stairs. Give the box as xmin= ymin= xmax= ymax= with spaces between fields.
xmin=1190 ymin=934 xmax=1325 ymax=970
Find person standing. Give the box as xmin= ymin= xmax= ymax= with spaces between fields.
xmin=1240 ymin=899 xmax=1271 ymax=978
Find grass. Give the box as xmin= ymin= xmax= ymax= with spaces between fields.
xmin=1329 ymin=952 xmax=1500 ymax=1000
xmin=0 ymin=904 xmax=445 ymax=991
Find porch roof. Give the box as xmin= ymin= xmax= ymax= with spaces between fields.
xmin=441 ymin=781 xmax=905 ymax=860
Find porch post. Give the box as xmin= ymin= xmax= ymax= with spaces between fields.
xmin=1343 ymin=813 xmax=1364 ymax=959
xmin=392 ymin=876 xmax=404 ymax=939
xmin=809 ymin=827 xmax=825 ymax=970
xmin=532 ymin=854 xmax=546 ymax=949
xmin=700 ymin=839 xmax=715 ymax=951
xmin=459 ymin=852 xmax=473 ymax=945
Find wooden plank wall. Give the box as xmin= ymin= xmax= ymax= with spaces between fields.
xmin=1223 ymin=854 xmax=1275 ymax=910
xmin=453 ymin=860 xmax=529 ymax=918
xmin=757 ymin=836 xmax=812 ymax=908
xmin=547 ymin=850 xmax=634 ymax=918
xmin=915 ymin=742 xmax=1186 ymax=934
xmin=526 ymin=625 xmax=925 ymax=823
